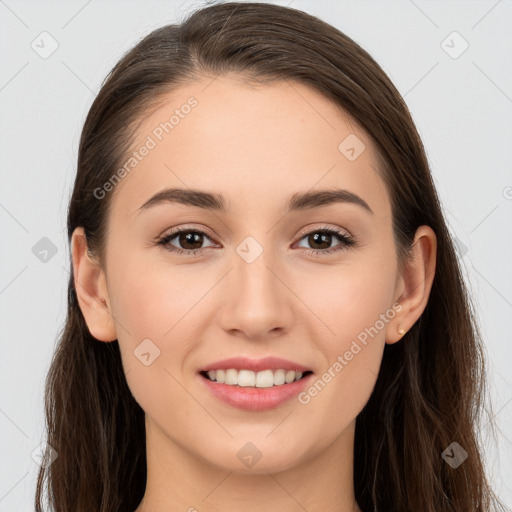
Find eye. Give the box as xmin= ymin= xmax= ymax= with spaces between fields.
xmin=156 ymin=224 xmax=356 ymax=257
xmin=156 ymin=227 xmax=217 ymax=257
xmin=295 ymin=226 xmax=356 ymax=256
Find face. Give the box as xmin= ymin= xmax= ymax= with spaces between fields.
xmin=87 ymin=75 xmax=405 ymax=473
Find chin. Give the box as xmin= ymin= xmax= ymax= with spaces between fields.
xmin=204 ymin=442 xmax=307 ymax=475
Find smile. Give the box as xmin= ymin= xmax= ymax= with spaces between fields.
xmin=198 ymin=370 xmax=314 ymax=411
xmin=201 ymin=368 xmax=312 ymax=388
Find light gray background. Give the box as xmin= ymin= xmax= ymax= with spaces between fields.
xmin=1 ymin=0 xmax=511 ymax=510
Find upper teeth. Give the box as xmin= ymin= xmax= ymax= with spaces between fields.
xmin=206 ymin=369 xmax=304 ymax=388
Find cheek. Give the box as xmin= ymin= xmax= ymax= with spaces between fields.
xmin=297 ymin=278 xmax=390 ymax=441
xmin=299 ymin=257 xmax=396 ymax=347
xmin=106 ymin=254 xmax=196 ymax=391
xmin=295 ymin=252 xmax=396 ymax=416
xmin=108 ymin=262 xmax=196 ymax=422
xmin=109 ymin=250 xmax=204 ymax=343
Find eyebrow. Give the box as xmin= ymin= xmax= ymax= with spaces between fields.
xmin=137 ymin=187 xmax=373 ymax=215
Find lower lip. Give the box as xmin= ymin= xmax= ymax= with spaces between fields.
xmin=198 ymin=372 xmax=314 ymax=411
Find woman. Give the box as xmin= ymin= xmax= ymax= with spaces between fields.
xmin=35 ymin=2 xmax=506 ymax=511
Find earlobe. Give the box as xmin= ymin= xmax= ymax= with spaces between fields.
xmin=71 ymin=227 xmax=117 ymax=342
xmin=386 ymin=225 xmax=437 ymax=344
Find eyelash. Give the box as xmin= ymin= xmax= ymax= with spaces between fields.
xmin=156 ymin=225 xmax=356 ymax=258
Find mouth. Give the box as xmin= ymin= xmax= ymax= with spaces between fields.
xmin=198 ymin=368 xmax=315 ymax=411
xmin=199 ymin=369 xmax=314 ymax=388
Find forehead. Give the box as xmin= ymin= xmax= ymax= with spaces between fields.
xmin=108 ymin=74 xmax=390 ymax=222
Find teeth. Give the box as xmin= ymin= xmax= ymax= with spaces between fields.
xmin=204 ymin=368 xmax=305 ymax=387
xmin=225 ymin=369 xmax=238 ymax=385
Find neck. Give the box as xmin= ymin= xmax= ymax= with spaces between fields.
xmin=135 ymin=418 xmax=361 ymax=512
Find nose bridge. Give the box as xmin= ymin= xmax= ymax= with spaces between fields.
xmin=218 ymin=234 xmax=291 ymax=338
xmin=237 ymin=242 xmax=277 ymax=294
xmin=234 ymin=234 xmax=283 ymax=307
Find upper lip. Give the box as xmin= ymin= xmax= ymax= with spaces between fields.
xmin=200 ymin=356 xmax=312 ymax=373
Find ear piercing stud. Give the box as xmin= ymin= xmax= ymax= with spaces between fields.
xmin=397 ymin=325 xmax=405 ymax=335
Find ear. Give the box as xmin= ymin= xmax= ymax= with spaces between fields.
xmin=386 ymin=225 xmax=437 ymax=344
xmin=70 ymin=227 xmax=117 ymax=342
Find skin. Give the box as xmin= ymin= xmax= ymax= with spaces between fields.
xmin=71 ymin=74 xmax=436 ymax=512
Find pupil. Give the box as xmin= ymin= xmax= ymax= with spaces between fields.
xmin=310 ymin=233 xmax=330 ymax=249
xmin=180 ymin=232 xmax=202 ymax=249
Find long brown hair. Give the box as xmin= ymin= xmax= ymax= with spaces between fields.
xmin=35 ymin=2 xmax=506 ymax=511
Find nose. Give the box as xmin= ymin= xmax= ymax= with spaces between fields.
xmin=217 ymin=246 xmax=294 ymax=341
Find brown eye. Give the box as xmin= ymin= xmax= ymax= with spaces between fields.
xmin=296 ymin=227 xmax=355 ymax=256
xmin=157 ymin=229 xmax=216 ymax=256
xmin=175 ymin=231 xmax=204 ymax=250
xmin=306 ymin=232 xmax=334 ymax=250
xmin=156 ymin=225 xmax=356 ymax=258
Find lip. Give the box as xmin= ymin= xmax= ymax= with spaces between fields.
xmin=198 ymin=371 xmax=314 ymax=411
xmin=200 ymin=356 xmax=312 ymax=373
